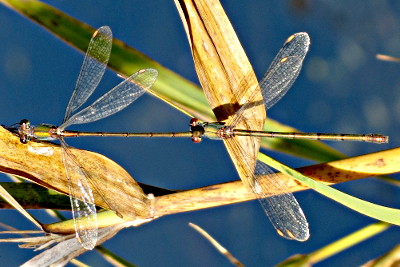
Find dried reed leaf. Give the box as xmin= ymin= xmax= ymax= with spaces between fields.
xmin=175 ymin=0 xmax=264 ymax=189
xmin=175 ymin=0 xmax=263 ymax=121
xmin=0 ymin=126 xmax=150 ymax=222
xmin=155 ymin=148 xmax=400 ymax=217
xmin=376 ymin=54 xmax=400 ymax=63
xmin=298 ymin=147 xmax=400 ymax=184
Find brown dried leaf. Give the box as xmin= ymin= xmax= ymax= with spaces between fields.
xmin=0 ymin=126 xmax=150 ymax=221
xmin=174 ymin=0 xmax=265 ymax=188
xmin=175 ymin=0 xmax=264 ymax=121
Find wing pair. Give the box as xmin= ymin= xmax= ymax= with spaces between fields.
xmin=223 ymin=33 xmax=310 ymax=241
xmin=58 ymin=26 xmax=157 ymax=249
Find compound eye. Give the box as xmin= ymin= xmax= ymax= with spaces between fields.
xmin=20 ymin=119 xmax=30 ymax=126
xmin=191 ymin=136 xmax=202 ymax=143
xmin=189 ymin=118 xmax=199 ymax=126
xmin=20 ymin=136 xmax=28 ymax=144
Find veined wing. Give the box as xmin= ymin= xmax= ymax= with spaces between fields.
xmin=253 ymin=160 xmax=309 ymax=241
xmin=63 ymin=26 xmax=112 ymax=123
xmin=60 ymin=68 xmax=158 ymax=130
xmin=260 ymin=32 xmax=310 ymax=110
xmin=223 ymin=136 xmax=309 ymax=241
xmin=222 ymin=33 xmax=310 ymax=241
xmin=60 ymin=138 xmax=98 ymax=250
xmin=229 ymin=33 xmax=310 ymax=127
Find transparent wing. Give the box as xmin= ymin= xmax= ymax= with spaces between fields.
xmin=63 ymin=26 xmax=112 ymax=123
xmin=260 ymin=32 xmax=310 ymax=110
xmin=60 ymin=68 xmax=158 ymax=130
xmin=253 ymin=160 xmax=309 ymax=241
xmin=60 ymin=138 xmax=98 ymax=250
xmin=229 ymin=33 xmax=310 ymax=127
xmin=223 ymin=136 xmax=309 ymax=241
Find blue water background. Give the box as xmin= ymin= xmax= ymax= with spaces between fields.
xmin=0 ymin=1 xmax=399 ymax=266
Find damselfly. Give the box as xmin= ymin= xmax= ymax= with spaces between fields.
xmin=8 ymin=26 xmax=158 ymax=249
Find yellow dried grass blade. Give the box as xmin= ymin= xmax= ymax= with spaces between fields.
xmin=70 ymin=259 xmax=90 ymax=267
xmin=189 ymin=223 xmax=244 ymax=267
xmin=296 ymin=147 xmax=400 ymax=183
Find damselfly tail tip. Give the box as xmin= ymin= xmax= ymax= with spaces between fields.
xmin=367 ymin=134 xmax=389 ymax=144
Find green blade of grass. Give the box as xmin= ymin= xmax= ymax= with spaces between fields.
xmin=96 ymin=246 xmax=139 ymax=267
xmin=0 ymin=182 xmax=71 ymax=210
xmin=259 ymin=152 xmax=400 ymax=225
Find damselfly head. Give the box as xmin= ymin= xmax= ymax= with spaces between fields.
xmin=190 ymin=118 xmax=205 ymax=143
xmin=18 ymin=119 xmax=32 ymax=144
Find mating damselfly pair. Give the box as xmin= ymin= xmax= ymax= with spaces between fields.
xmin=6 ymin=26 xmax=388 ymax=249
